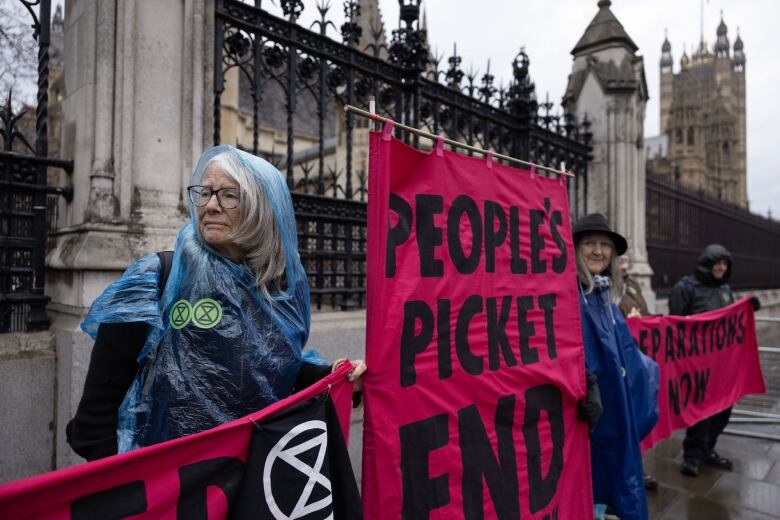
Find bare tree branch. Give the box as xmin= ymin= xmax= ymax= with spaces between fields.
xmin=0 ymin=1 xmax=39 ymax=109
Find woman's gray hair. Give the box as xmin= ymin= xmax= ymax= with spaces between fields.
xmin=201 ymin=152 xmax=286 ymax=299
xmin=575 ymin=233 xmax=623 ymax=297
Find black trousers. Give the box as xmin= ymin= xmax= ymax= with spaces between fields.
xmin=682 ymin=406 xmax=732 ymax=464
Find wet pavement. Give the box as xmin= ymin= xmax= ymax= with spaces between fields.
xmin=644 ymin=316 xmax=780 ymax=519
xmin=645 ymin=429 xmax=780 ymax=519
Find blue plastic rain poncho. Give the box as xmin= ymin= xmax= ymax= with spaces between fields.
xmin=81 ymin=145 xmax=325 ymax=452
xmin=580 ymin=285 xmax=659 ymax=520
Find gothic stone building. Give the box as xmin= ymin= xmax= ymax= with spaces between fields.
xmin=646 ymin=16 xmax=747 ymax=207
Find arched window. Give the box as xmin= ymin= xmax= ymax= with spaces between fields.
xmin=723 ymin=142 xmax=730 ymax=160
xmin=675 ymin=129 xmax=683 ymax=144
xmin=687 ymin=127 xmax=695 ymax=146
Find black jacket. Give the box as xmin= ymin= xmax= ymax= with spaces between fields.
xmin=66 ymin=322 xmax=331 ymax=461
xmin=668 ymin=244 xmax=734 ymax=316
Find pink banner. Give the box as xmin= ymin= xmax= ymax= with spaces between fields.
xmin=0 ymin=365 xmax=355 ymax=519
xmin=362 ymin=128 xmax=593 ymax=519
xmin=627 ymin=298 xmax=765 ymax=449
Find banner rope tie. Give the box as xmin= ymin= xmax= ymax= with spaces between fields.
xmin=435 ymin=135 xmax=445 ymax=157
xmin=382 ymin=119 xmax=395 ymax=141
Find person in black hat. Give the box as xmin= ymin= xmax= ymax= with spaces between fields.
xmin=573 ymin=214 xmax=660 ymax=520
xmin=573 ymin=213 xmax=628 ymax=297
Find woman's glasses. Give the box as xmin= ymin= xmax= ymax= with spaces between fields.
xmin=187 ymin=185 xmax=240 ymax=209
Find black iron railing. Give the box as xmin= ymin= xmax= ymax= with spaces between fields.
xmin=292 ymin=192 xmax=366 ymax=310
xmin=0 ymin=150 xmax=73 ymax=332
xmin=646 ymin=175 xmax=780 ymax=295
xmin=1 ymin=0 xmax=73 ymax=332
xmin=215 ymin=0 xmax=592 ymax=308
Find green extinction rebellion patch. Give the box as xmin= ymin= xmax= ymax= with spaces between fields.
xmin=191 ymin=298 xmax=223 ymax=329
xmin=170 ymin=300 xmax=193 ymax=329
xmin=169 ymin=298 xmax=223 ymax=329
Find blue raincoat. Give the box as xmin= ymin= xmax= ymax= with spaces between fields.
xmin=580 ymin=285 xmax=659 ymax=520
xmin=81 ymin=145 xmax=325 ymax=452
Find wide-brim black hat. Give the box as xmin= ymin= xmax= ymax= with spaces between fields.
xmin=572 ymin=213 xmax=628 ymax=255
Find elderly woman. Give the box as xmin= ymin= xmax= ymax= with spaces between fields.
xmin=67 ymin=145 xmax=365 ymax=459
xmin=573 ymin=214 xmax=659 ymax=520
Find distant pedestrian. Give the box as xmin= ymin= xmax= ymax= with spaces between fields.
xmin=669 ymin=244 xmax=735 ymax=477
xmin=617 ymin=254 xmax=649 ymax=318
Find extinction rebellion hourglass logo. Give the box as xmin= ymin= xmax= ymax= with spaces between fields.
xmin=169 ymin=298 xmax=223 ymax=329
xmin=233 ymin=399 xmax=362 ymax=519
xmin=262 ymin=420 xmax=333 ymax=520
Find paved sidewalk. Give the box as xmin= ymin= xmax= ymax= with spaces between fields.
xmin=645 ymin=428 xmax=780 ymax=519
xmin=309 ymin=310 xmax=367 ymax=483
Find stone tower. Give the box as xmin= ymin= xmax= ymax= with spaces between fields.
xmin=563 ymin=0 xmax=653 ymax=304
xmin=651 ymin=14 xmax=747 ymax=207
xmin=659 ymin=31 xmax=673 ymax=135
xmin=356 ymin=0 xmax=388 ymax=59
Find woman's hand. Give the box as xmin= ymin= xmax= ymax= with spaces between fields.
xmin=332 ymin=358 xmax=367 ymax=391
xmin=347 ymin=359 xmax=367 ymax=391
xmin=627 ymin=307 xmax=642 ymax=319
xmin=332 ymin=358 xmax=367 ymax=408
xmin=578 ymin=370 xmax=603 ymax=431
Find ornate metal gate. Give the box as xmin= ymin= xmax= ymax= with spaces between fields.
xmin=214 ymin=0 xmax=592 ymax=309
xmin=646 ymin=175 xmax=780 ymax=295
xmin=1 ymin=0 xmax=73 ymax=332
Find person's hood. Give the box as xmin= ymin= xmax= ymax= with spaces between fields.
xmin=694 ymin=243 xmax=732 ymax=286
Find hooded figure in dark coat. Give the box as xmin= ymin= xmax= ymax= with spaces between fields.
xmin=669 ymin=243 xmax=736 ymax=476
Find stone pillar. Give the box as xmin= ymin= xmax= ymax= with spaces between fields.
xmin=48 ymin=0 xmax=214 ymax=467
xmin=564 ymin=0 xmax=655 ymax=310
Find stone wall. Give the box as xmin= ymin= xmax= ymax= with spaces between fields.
xmin=0 ymin=332 xmax=56 ymax=482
